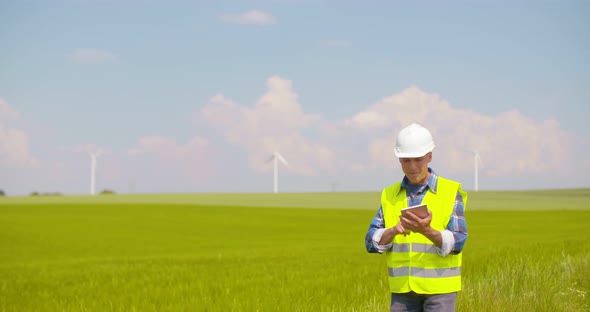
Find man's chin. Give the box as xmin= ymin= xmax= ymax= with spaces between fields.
xmin=407 ymin=174 xmax=425 ymax=184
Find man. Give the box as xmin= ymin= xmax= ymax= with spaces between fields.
xmin=364 ymin=123 xmax=468 ymax=312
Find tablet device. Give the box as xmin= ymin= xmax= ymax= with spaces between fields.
xmin=401 ymin=204 xmax=429 ymax=219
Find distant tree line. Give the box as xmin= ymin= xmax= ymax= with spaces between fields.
xmin=30 ymin=191 xmax=63 ymax=196
xmin=0 ymin=189 xmax=5 ymax=196
xmin=27 ymin=189 xmax=116 ymax=196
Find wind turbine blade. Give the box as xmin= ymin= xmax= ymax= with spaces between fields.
xmin=275 ymin=152 xmax=288 ymax=166
xmin=266 ymin=155 xmax=275 ymax=163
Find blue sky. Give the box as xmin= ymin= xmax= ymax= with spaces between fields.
xmin=1 ymin=0 xmax=589 ymax=195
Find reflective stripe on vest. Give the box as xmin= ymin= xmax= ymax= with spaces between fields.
xmin=391 ymin=243 xmax=438 ymax=254
xmin=388 ymin=267 xmax=461 ymax=278
xmin=381 ymin=176 xmax=468 ymax=294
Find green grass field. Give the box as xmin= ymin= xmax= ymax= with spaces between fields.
xmin=1 ymin=190 xmax=589 ymax=311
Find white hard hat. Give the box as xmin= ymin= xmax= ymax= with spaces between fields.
xmin=394 ymin=123 xmax=435 ymax=158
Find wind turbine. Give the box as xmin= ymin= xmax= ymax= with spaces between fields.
xmin=474 ymin=150 xmax=481 ymax=192
xmin=266 ymin=151 xmax=288 ymax=193
xmin=88 ymin=149 xmax=102 ymax=195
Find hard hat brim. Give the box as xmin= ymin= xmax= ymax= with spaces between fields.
xmin=394 ymin=145 xmax=435 ymax=158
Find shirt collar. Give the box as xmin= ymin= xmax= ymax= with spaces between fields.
xmin=399 ymin=167 xmax=438 ymax=194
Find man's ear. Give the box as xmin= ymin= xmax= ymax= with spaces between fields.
xmin=427 ymin=152 xmax=433 ymax=163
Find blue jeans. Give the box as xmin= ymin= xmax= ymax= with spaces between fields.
xmin=390 ymin=291 xmax=457 ymax=312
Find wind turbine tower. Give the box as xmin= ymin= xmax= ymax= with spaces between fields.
xmin=267 ymin=151 xmax=288 ymax=194
xmin=89 ymin=150 xmax=102 ymax=195
xmin=474 ymin=150 xmax=481 ymax=192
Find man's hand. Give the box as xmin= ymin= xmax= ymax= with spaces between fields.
xmin=392 ymin=221 xmax=407 ymax=236
xmin=400 ymin=210 xmax=432 ymax=235
xmin=378 ymin=221 xmax=407 ymax=245
xmin=400 ymin=210 xmax=443 ymax=248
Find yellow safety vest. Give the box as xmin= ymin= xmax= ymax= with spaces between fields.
xmin=381 ymin=176 xmax=467 ymax=294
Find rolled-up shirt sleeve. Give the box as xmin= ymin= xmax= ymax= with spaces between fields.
xmin=372 ymin=228 xmax=393 ymax=253
xmin=365 ymin=206 xmax=392 ymax=253
xmin=435 ymin=230 xmax=455 ymax=257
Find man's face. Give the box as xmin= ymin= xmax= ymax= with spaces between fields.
xmin=399 ymin=152 xmax=432 ymax=185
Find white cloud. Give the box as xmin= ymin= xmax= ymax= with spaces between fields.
xmin=348 ymin=111 xmax=389 ymax=129
xmin=0 ymin=98 xmax=39 ymax=167
xmin=201 ymin=76 xmax=350 ymax=175
xmin=319 ymin=39 xmax=352 ymax=48
xmin=219 ymin=10 xmax=276 ymax=26
xmin=0 ymin=127 xmax=39 ymax=167
xmin=347 ymin=85 xmax=449 ymax=131
xmin=71 ymin=48 xmax=116 ymax=64
xmin=347 ymin=86 xmax=576 ymax=176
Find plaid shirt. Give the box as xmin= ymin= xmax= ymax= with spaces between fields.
xmin=364 ymin=168 xmax=468 ymax=255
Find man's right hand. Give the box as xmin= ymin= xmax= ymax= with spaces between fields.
xmin=378 ymin=221 xmax=407 ymax=245
xmin=392 ymin=221 xmax=407 ymax=236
